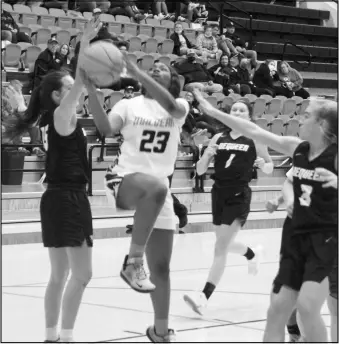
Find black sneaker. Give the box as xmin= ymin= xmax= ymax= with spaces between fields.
xmin=44 ymin=338 xmax=59 ymax=342
xmin=126 ymin=224 xmax=133 ymax=234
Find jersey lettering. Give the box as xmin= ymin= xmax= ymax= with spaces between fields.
xmin=225 ymin=153 xmax=236 ymax=168
xmin=139 ymin=130 xmax=170 ymax=153
xmin=218 ymin=143 xmax=249 ymax=152
xmin=299 ymin=184 xmax=313 ymax=207
xmin=292 ymin=166 xmax=320 ymax=181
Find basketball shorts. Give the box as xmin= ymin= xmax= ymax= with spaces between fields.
xmin=279 ymin=216 xmax=292 ymax=254
xmin=211 ymin=185 xmax=251 ymax=227
xmin=105 ymin=166 xmax=176 ymax=231
xmin=40 ymin=184 xmax=93 ymax=248
xmin=273 ymin=231 xmax=337 ymax=293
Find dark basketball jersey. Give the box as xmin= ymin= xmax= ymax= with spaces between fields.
xmin=212 ymin=131 xmax=257 ymax=187
xmin=44 ymin=122 xmax=90 ymax=185
xmin=291 ymin=141 xmax=337 ymax=234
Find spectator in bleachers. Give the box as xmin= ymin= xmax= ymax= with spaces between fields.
xmin=170 ymin=22 xmax=200 ymax=56
xmin=196 ymin=25 xmax=222 ymax=62
xmin=58 ymin=43 xmax=71 ymax=66
xmin=225 ymin=22 xmax=257 ymax=69
xmin=174 ymin=49 xmax=223 ymax=93
xmin=78 ymin=0 xmax=111 ymax=12
xmin=122 ymin=85 xmax=135 ymax=99
xmin=208 ymin=54 xmax=232 ymax=95
xmin=174 ymin=1 xmax=208 ymax=22
xmin=276 ymin=61 xmax=310 ymax=99
xmin=108 ymin=1 xmax=146 ymax=22
xmin=1 ymin=6 xmax=31 ymax=44
xmin=211 ymin=24 xmax=238 ymax=57
xmin=152 ymin=0 xmax=173 ymax=20
xmin=228 ymin=55 xmax=254 ymax=96
xmin=253 ymin=60 xmax=290 ymax=97
xmin=2 ymin=81 xmax=44 ymax=156
xmin=33 ymin=38 xmax=62 ymax=89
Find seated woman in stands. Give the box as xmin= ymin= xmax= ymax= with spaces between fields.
xmin=196 ymin=25 xmax=222 ymax=62
xmin=58 ymin=43 xmax=71 ymax=67
xmin=208 ymin=55 xmax=233 ymax=96
xmin=253 ymin=60 xmax=292 ymax=97
xmin=276 ymin=61 xmax=310 ymax=99
xmin=170 ymin=22 xmax=201 ymax=57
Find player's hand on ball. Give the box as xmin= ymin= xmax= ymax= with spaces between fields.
xmin=266 ymin=199 xmax=279 ymax=213
xmin=82 ymin=17 xmax=102 ymax=42
xmin=315 ymin=167 xmax=338 ymax=189
xmin=254 ymin=157 xmax=265 ymax=169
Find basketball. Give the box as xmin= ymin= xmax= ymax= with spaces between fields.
xmin=80 ymin=41 xmax=124 ymax=88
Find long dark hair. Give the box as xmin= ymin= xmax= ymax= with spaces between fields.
xmin=3 ymin=71 xmax=69 ymax=139
xmin=142 ymin=63 xmax=181 ymax=99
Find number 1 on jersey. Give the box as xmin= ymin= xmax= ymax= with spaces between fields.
xmin=225 ymin=154 xmax=236 ymax=168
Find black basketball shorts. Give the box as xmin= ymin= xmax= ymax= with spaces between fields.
xmin=40 ymin=185 xmax=93 ymax=248
xmin=211 ymin=185 xmax=251 ymax=227
xmin=273 ymin=231 xmax=337 ymax=293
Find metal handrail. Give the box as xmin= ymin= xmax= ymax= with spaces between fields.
xmin=282 ymin=41 xmax=312 ymax=68
xmin=207 ymin=0 xmax=254 ymax=50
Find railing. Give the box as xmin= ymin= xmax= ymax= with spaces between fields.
xmin=206 ymin=0 xmax=254 ymax=50
xmin=282 ymin=41 xmax=312 ymax=68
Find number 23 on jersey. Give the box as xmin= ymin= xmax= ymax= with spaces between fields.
xmin=140 ymin=130 xmax=170 ymax=153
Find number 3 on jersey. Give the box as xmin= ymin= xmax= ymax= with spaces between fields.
xmin=225 ymin=154 xmax=236 ymax=168
xmin=299 ymin=184 xmax=313 ymax=207
xmin=140 ymin=130 xmax=170 ymax=153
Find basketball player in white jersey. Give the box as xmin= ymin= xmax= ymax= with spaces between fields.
xmin=80 ymin=59 xmax=188 ymax=342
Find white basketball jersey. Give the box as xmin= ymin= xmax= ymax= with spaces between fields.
xmin=110 ymin=95 xmax=189 ymax=179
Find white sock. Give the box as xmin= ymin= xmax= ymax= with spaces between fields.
xmin=60 ymin=329 xmax=73 ymax=342
xmin=45 ymin=327 xmax=58 ymax=341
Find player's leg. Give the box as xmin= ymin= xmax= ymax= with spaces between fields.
xmin=145 ymin=187 xmax=177 ymax=342
xmin=112 ymin=172 xmax=168 ymax=293
xmin=296 ymin=279 xmax=329 ymax=342
xmin=263 ymin=284 xmax=298 ymax=342
xmin=183 ymin=220 xmax=240 ymax=315
xmin=44 ymin=248 xmax=69 ymax=342
xmin=228 ymin=241 xmax=263 ymax=275
xmin=61 ymin=242 xmax=92 ymax=342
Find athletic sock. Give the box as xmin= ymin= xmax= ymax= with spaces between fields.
xmin=287 ymin=324 xmax=301 ymax=336
xmin=45 ymin=327 xmax=58 ymax=341
xmin=202 ymin=282 xmax=216 ymax=300
xmin=244 ymin=247 xmax=255 ymax=260
xmin=60 ymin=329 xmax=73 ymax=342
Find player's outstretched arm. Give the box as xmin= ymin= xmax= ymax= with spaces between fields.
xmin=54 ymin=18 xmax=102 ymax=136
xmin=196 ymin=134 xmax=220 ymax=175
xmin=124 ymin=57 xmax=187 ymax=119
xmin=193 ymin=89 xmax=302 ymax=157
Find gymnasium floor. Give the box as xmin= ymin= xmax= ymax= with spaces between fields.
xmin=2 ymin=228 xmax=331 ymax=343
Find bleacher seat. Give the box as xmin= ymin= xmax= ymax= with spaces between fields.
xmin=259 ymin=94 xmax=272 ymax=104
xmin=17 ymin=42 xmax=32 ymax=51
xmin=285 ymin=118 xmax=300 ymax=136
xmin=297 ymin=99 xmax=310 ymax=115
xmin=2 ymin=2 xmax=12 ymax=11
xmin=100 ymin=13 xmax=115 ymax=23
xmin=158 ymin=39 xmax=174 ymax=54
xmin=3 ymin=44 xmax=21 ymax=67
xmin=127 ymin=52 xmax=137 ymax=64
xmin=108 ymin=22 xmax=122 ymax=35
xmin=34 ymin=28 xmax=51 ymax=45
xmin=39 ymin=14 xmax=56 ymax=28
xmin=275 ymin=95 xmax=287 ymax=102
xmin=32 ymin=6 xmax=49 ymax=15
xmin=19 ymin=26 xmax=32 ymax=37
xmin=158 ymin=55 xmax=171 ymax=66
xmin=83 ymin=12 xmax=93 ymax=20
xmin=13 ymin=4 xmax=31 ymax=13
xmin=154 ymin=26 xmax=168 ymax=40
xmin=22 ymin=13 xmax=38 ymax=26
xmin=56 ymin=30 xmax=71 ymax=45
xmin=255 ymin=118 xmax=269 ymax=131
xmin=244 ymin=94 xmax=257 ymax=104
xmin=291 ymin=96 xmax=303 ymax=105
xmin=57 ymin=16 xmax=73 ymax=29
xmin=48 ymin=8 xmax=66 ymax=17
xmin=25 ymin=45 xmax=42 ymax=68
xmin=270 ymin=118 xmax=285 ymax=135
xmin=139 ymin=54 xmax=154 ymax=70
xmin=253 ymin=98 xmax=266 ymax=118
xmin=281 ymin=99 xmax=297 ymax=117
xmin=206 ymin=96 xmax=218 ymax=108
xmin=265 ymin=98 xmax=282 ymax=117
xmin=222 ymin=96 xmax=234 ymax=110
xmin=143 ymin=38 xmax=158 ymax=53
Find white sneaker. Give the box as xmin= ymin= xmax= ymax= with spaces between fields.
xmin=248 ymin=245 xmax=263 ymax=276
xmin=120 ymin=255 xmax=156 ymax=293
xmin=146 ymin=326 xmax=176 ymax=342
xmin=183 ymin=292 xmax=207 ymax=315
